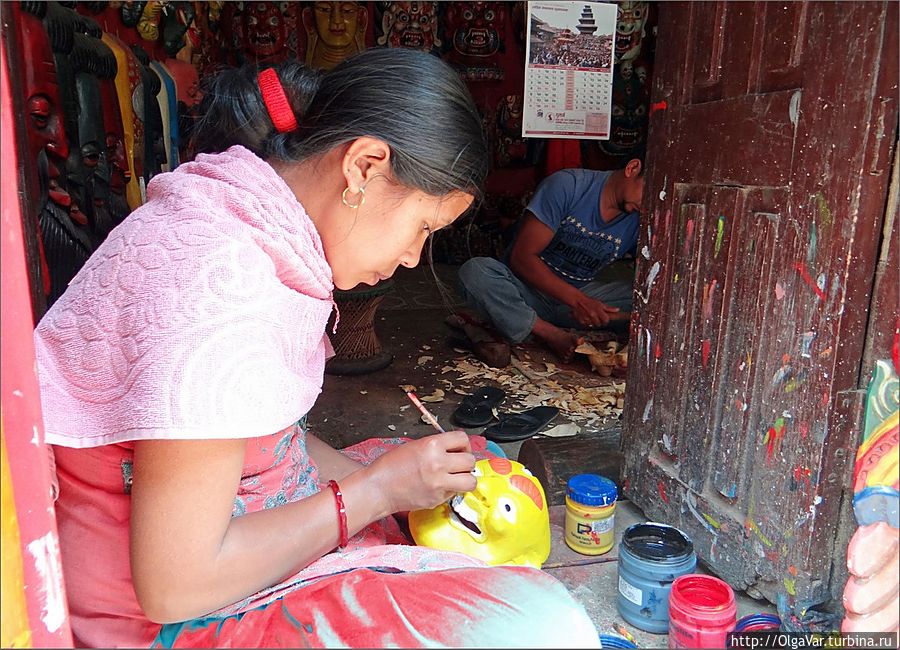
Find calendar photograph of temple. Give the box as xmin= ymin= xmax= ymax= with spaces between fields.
xmin=528 ymin=3 xmax=614 ymax=70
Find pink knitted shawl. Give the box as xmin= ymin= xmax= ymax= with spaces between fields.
xmin=35 ymin=146 xmax=335 ymax=447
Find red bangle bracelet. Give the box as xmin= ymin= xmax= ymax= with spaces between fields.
xmin=327 ymin=480 xmax=349 ymax=549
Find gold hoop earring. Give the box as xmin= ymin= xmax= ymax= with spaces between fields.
xmin=341 ymin=186 xmax=365 ymax=209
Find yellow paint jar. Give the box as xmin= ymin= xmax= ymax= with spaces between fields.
xmin=564 ymin=474 xmax=617 ymax=555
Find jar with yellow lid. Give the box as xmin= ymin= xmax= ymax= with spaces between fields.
xmin=564 ymin=474 xmax=617 ymax=555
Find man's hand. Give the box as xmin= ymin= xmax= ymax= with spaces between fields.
xmin=568 ymin=293 xmax=621 ymax=327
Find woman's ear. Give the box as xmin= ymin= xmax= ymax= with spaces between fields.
xmin=341 ymin=137 xmax=393 ymax=193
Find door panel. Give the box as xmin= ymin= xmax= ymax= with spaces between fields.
xmin=622 ymin=1 xmax=899 ymax=612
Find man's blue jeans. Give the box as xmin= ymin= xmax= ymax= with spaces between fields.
xmin=457 ymin=257 xmax=633 ymax=344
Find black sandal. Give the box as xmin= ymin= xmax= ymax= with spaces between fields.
xmin=483 ymin=406 xmax=560 ymax=442
xmin=451 ymin=386 xmax=506 ymax=428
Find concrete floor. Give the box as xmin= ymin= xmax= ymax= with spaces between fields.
xmin=309 ymin=264 xmax=776 ymax=644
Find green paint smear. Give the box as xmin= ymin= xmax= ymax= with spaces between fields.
xmin=702 ymin=513 xmax=722 ymax=529
xmin=749 ymin=520 xmax=774 ymax=547
xmin=808 ymin=221 xmax=817 ymax=264
xmin=784 ymin=577 xmax=797 ymax=596
xmin=816 ymin=192 xmax=832 ymax=226
xmin=715 ymin=216 xmax=725 ymax=257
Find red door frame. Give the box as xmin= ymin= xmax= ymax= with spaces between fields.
xmin=0 ymin=32 xmax=73 ymax=648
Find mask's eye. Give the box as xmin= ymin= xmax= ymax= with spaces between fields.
xmin=472 ymin=465 xmax=483 ymax=477
xmin=498 ymin=497 xmax=516 ymax=523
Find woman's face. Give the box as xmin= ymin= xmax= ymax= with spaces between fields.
xmin=321 ymin=185 xmax=474 ymax=290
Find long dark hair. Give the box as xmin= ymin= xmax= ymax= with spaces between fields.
xmin=191 ymin=48 xmax=488 ymax=200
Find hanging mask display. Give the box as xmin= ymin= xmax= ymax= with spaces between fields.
xmin=73 ymin=33 xmax=116 ymax=243
xmin=495 ymin=94 xmax=529 ymax=168
xmin=162 ymin=2 xmax=199 ymax=60
xmin=302 ymin=1 xmax=368 ymax=71
xmin=102 ymin=32 xmax=144 ymax=210
xmin=443 ymin=1 xmax=507 ymax=81
xmin=375 ymin=2 xmax=441 ymax=55
xmin=242 ymin=1 xmax=288 ymax=62
xmin=598 ymin=59 xmax=649 ymax=159
xmin=120 ymin=1 xmax=148 ymax=28
xmin=131 ymin=46 xmax=167 ymax=182
xmin=614 ymin=0 xmax=649 ymax=64
xmin=94 ymin=39 xmax=130 ymax=227
xmin=409 ymin=458 xmax=551 ymax=568
xmin=597 ymin=2 xmax=654 ymax=161
xmin=16 ymin=2 xmax=70 ymax=216
xmin=137 ymin=0 xmax=165 ymax=42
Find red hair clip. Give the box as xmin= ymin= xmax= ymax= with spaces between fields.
xmin=257 ymin=68 xmax=299 ymax=133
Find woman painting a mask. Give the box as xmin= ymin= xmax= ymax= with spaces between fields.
xmin=35 ymin=48 xmax=600 ymax=648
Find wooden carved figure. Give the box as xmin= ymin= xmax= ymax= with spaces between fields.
xmin=443 ymin=1 xmax=506 ymax=81
xmin=101 ymin=32 xmax=145 ymax=209
xmin=240 ymin=1 xmax=289 ymax=63
xmin=375 ymin=2 xmax=441 ymax=55
xmin=303 ymin=1 xmax=367 ymax=71
xmin=842 ymin=336 xmax=900 ymax=635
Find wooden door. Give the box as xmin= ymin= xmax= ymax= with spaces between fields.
xmin=621 ymin=0 xmax=899 ymax=615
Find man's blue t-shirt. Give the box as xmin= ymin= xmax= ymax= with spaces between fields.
xmin=517 ymin=169 xmax=639 ymax=288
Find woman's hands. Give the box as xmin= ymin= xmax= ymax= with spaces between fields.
xmin=366 ymin=430 xmax=477 ymax=515
xmin=129 ymin=431 xmax=478 ymax=623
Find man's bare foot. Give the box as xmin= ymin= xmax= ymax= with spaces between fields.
xmin=532 ymin=318 xmax=581 ymax=362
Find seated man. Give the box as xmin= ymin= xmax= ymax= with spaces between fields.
xmin=459 ymin=158 xmax=645 ymax=361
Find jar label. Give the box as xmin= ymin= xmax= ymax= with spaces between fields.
xmin=594 ymin=516 xmax=614 ymax=533
xmin=618 ymin=575 xmax=642 ymax=606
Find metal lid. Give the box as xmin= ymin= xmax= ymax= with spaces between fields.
xmin=566 ymin=474 xmax=618 ymax=507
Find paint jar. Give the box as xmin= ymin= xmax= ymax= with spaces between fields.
xmin=728 ymin=613 xmax=781 ymax=648
xmin=597 ymin=633 xmax=638 ymax=649
xmin=616 ymin=523 xmax=697 ymax=633
xmin=733 ymin=613 xmax=781 ymax=632
xmin=668 ymin=574 xmax=737 ymax=648
xmin=564 ymin=474 xmax=617 ymax=555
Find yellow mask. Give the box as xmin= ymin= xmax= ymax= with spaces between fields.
xmin=409 ymin=458 xmax=551 ymax=568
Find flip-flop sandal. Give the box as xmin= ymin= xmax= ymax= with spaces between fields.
xmin=451 ymin=386 xmax=507 ymax=428
xmin=483 ymin=406 xmax=560 ymax=443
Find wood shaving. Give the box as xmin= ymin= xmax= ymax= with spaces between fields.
xmin=438 ymin=354 xmax=626 ymax=427
xmin=417 ymin=356 xmax=434 ymax=365
xmin=420 ymin=389 xmax=445 ymax=403
xmin=539 ymin=423 xmax=580 ymax=438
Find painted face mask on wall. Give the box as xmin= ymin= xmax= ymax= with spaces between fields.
xmin=376 ymin=1 xmax=441 ymax=54
xmin=443 ymin=1 xmax=507 ymax=81
xmin=409 ymin=458 xmax=551 ymax=568
xmin=615 ymin=0 xmax=649 ymax=63
xmin=244 ymin=1 xmax=287 ymax=60
xmin=18 ymin=5 xmax=70 ymax=210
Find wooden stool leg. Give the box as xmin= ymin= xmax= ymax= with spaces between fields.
xmin=326 ymin=282 xmax=394 ymax=376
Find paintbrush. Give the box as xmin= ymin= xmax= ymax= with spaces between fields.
xmin=405 ymin=391 xmax=446 ymax=433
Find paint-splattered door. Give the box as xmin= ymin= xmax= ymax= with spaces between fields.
xmin=621 ymin=0 xmax=898 ymax=617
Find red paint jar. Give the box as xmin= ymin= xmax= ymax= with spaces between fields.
xmin=668 ymin=574 xmax=737 ymax=648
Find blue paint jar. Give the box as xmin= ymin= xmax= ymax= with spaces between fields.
xmin=733 ymin=613 xmax=781 ymax=632
xmin=598 ymin=633 xmax=638 ymax=648
xmin=616 ymin=522 xmax=697 ymax=633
